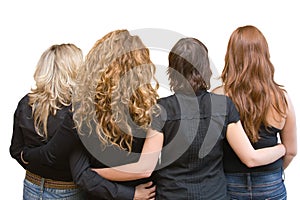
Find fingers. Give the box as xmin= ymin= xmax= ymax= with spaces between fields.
xmin=148 ymin=185 xmax=156 ymax=199
xmin=134 ymin=182 xmax=156 ymax=200
xmin=148 ymin=184 xmax=156 ymax=193
xmin=141 ymin=181 xmax=153 ymax=188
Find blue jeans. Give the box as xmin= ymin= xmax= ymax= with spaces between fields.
xmin=23 ymin=179 xmax=86 ymax=200
xmin=225 ymin=168 xmax=286 ymax=200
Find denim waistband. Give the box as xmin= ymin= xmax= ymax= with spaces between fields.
xmin=225 ymin=167 xmax=282 ymax=176
xmin=225 ymin=168 xmax=284 ymax=187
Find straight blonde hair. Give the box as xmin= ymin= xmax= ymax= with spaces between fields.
xmin=29 ymin=43 xmax=83 ymax=138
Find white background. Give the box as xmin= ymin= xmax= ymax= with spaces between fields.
xmin=0 ymin=0 xmax=299 ymax=199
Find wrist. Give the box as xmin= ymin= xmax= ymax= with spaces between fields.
xmin=279 ymin=143 xmax=286 ymax=156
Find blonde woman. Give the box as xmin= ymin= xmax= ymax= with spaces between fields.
xmin=10 ymin=44 xmax=86 ymax=199
xmin=21 ymin=30 xmax=158 ymax=200
xmin=213 ymin=25 xmax=297 ymax=199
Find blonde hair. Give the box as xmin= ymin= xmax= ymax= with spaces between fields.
xmin=73 ymin=29 xmax=159 ymax=152
xmin=29 ymin=43 xmax=83 ymax=138
xmin=221 ymin=25 xmax=287 ymax=142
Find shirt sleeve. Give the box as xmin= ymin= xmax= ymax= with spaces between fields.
xmin=23 ymin=110 xmax=135 ymax=199
xmin=226 ymin=97 xmax=240 ymax=124
xmin=69 ymin=143 xmax=135 ymax=200
xmin=9 ymin=105 xmax=27 ymax=169
xmin=23 ymin=111 xmax=80 ymax=167
xmin=150 ymin=104 xmax=166 ymax=132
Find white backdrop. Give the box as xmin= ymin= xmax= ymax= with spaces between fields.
xmin=1 ymin=0 xmax=299 ymax=199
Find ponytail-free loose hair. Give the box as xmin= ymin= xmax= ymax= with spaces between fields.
xmin=221 ymin=25 xmax=287 ymax=142
xmin=29 ymin=44 xmax=83 ymax=138
xmin=168 ymin=37 xmax=212 ymax=94
xmin=73 ymin=30 xmax=159 ymax=152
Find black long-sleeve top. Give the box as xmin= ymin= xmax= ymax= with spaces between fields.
xmin=10 ymin=94 xmax=138 ymax=199
xmin=10 ymin=94 xmax=74 ymax=180
xmin=21 ymin=101 xmax=150 ymax=199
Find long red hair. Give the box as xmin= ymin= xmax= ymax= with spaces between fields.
xmin=221 ymin=25 xmax=287 ymax=142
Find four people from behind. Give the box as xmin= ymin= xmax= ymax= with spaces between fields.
xmin=10 ymin=26 xmax=296 ymax=200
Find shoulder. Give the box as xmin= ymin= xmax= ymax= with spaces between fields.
xmin=282 ymin=90 xmax=292 ymax=104
xmin=208 ymin=92 xmax=235 ymax=114
xmin=15 ymin=94 xmax=31 ymax=113
xmin=282 ymin=90 xmax=295 ymax=116
xmin=211 ymin=85 xmax=225 ymax=95
xmin=18 ymin=94 xmax=30 ymax=105
xmin=157 ymin=94 xmax=176 ymax=106
xmin=53 ymin=105 xmax=73 ymax=124
xmin=59 ymin=104 xmax=73 ymax=115
xmin=209 ymin=92 xmax=232 ymax=104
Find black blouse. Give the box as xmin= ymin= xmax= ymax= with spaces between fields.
xmin=150 ymin=90 xmax=240 ymax=200
xmin=223 ymin=125 xmax=283 ymax=173
xmin=10 ymin=94 xmax=74 ymax=180
xmin=10 ymin=94 xmax=137 ymax=200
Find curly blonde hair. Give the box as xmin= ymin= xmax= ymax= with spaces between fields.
xmin=29 ymin=43 xmax=83 ymax=138
xmin=73 ymin=30 xmax=159 ymax=152
xmin=221 ymin=25 xmax=287 ymax=142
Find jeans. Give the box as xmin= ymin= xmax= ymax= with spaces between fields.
xmin=225 ymin=168 xmax=286 ymax=200
xmin=23 ymin=179 xmax=86 ymax=200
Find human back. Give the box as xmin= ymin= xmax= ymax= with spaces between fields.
xmin=28 ymin=43 xmax=81 ymax=138
xmin=151 ymin=38 xmax=232 ymax=199
xmin=153 ymin=91 xmax=234 ymax=199
xmin=216 ymin=25 xmax=297 ymax=199
xmin=71 ymin=29 xmax=159 ymax=199
xmin=220 ymin=25 xmax=288 ymax=143
xmin=152 ymin=36 xmax=286 ymax=200
xmin=17 ymin=31 xmax=158 ymax=199
xmin=87 ymin=35 xmax=285 ymax=200
xmin=73 ymin=29 xmax=159 ymax=153
xmin=10 ymin=43 xmax=86 ymax=199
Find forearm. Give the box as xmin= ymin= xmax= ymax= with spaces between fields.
xmin=283 ymin=154 xmax=296 ymax=169
xmin=76 ymin=169 xmax=135 ymax=199
xmin=281 ymin=92 xmax=297 ymax=170
xmin=93 ymin=150 xmax=160 ymax=181
xmin=23 ymin=114 xmax=79 ymax=166
xmin=227 ymin=121 xmax=286 ymax=168
xmin=10 ymin=147 xmax=27 ymax=169
xmin=23 ymin=145 xmax=57 ymax=166
xmin=93 ymin=129 xmax=162 ymax=182
xmin=10 ymin=134 xmax=26 ymax=168
xmin=93 ymin=167 xmax=151 ymax=181
xmin=247 ymin=144 xmax=285 ymax=167
xmin=10 ymin=114 xmax=27 ymax=169
xmin=70 ymin=146 xmax=134 ymax=199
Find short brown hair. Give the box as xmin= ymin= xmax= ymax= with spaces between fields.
xmin=168 ymin=37 xmax=211 ymax=94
